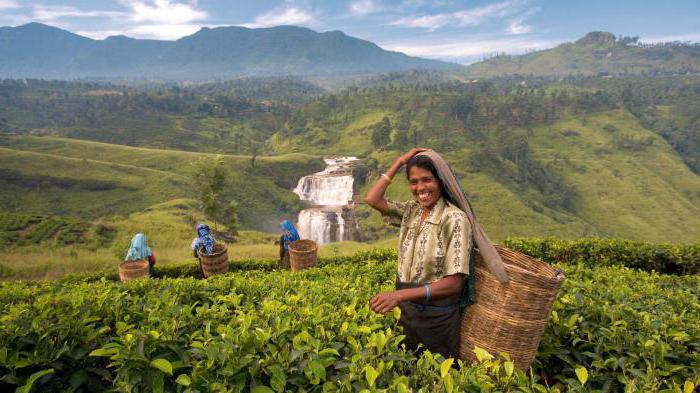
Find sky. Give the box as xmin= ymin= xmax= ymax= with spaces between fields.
xmin=1 ymin=0 xmax=699 ymax=64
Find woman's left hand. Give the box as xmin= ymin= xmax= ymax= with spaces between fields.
xmin=370 ymin=291 xmax=402 ymax=314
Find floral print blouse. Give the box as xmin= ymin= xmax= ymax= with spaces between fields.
xmin=382 ymin=197 xmax=472 ymax=284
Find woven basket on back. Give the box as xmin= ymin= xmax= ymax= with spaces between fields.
xmin=289 ymin=239 xmax=318 ymax=272
xmin=198 ymin=243 xmax=229 ymax=278
xmin=460 ymin=245 xmax=565 ymax=370
xmin=119 ymin=260 xmax=150 ymax=282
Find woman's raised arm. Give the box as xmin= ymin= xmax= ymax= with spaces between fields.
xmin=365 ymin=148 xmax=429 ymax=214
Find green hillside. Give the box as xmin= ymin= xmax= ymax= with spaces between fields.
xmin=464 ymin=31 xmax=700 ymax=78
xmin=7 ymin=106 xmax=698 ymax=245
xmin=1 ymin=75 xmax=700 ymax=247
xmin=352 ymin=110 xmax=700 ymax=243
xmin=0 ymin=135 xmax=323 ymax=231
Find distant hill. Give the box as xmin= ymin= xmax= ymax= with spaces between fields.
xmin=465 ymin=31 xmax=700 ymax=77
xmin=0 ymin=23 xmax=460 ymax=80
xmin=0 ymin=134 xmax=323 ymax=232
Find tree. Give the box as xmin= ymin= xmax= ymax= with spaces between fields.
xmin=393 ymin=113 xmax=411 ymax=149
xmin=250 ymin=142 xmax=260 ymax=169
xmin=371 ymin=116 xmax=391 ymax=149
xmin=447 ymin=95 xmax=475 ymax=123
xmin=190 ymin=156 xmax=238 ymax=232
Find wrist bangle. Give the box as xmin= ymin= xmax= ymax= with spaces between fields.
xmin=424 ymin=284 xmax=431 ymax=303
xmin=381 ymin=173 xmax=392 ymax=183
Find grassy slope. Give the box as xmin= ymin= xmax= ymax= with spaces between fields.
xmin=354 ymin=110 xmax=700 ymax=243
xmin=0 ymin=146 xmax=188 ymax=217
xmin=528 ymin=110 xmax=700 ymax=240
xmin=0 ymin=135 xmax=324 ymax=230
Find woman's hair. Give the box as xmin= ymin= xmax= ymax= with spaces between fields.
xmin=406 ymin=155 xmax=438 ymax=179
xmin=405 ymin=155 xmax=459 ymax=206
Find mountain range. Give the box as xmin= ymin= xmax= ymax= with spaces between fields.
xmin=3 ymin=24 xmax=700 ymax=81
xmin=0 ymin=22 xmax=459 ymax=80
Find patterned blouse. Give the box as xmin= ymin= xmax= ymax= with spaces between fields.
xmin=382 ymin=197 xmax=472 ymax=284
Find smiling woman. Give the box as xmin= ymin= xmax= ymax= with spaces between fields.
xmin=364 ymin=148 xmax=496 ymax=359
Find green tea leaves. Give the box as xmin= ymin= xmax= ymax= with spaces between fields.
xmin=150 ymin=358 xmax=173 ymax=375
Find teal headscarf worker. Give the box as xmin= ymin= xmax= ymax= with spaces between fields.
xmin=279 ymin=220 xmax=300 ymax=269
xmin=125 ymin=233 xmax=156 ymax=274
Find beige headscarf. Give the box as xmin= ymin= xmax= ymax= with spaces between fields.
xmin=418 ymin=151 xmax=509 ymax=283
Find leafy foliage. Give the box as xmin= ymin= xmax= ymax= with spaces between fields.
xmin=505 ymin=237 xmax=700 ymax=275
xmin=0 ymin=247 xmax=697 ymax=392
xmin=190 ymin=156 xmax=238 ymax=232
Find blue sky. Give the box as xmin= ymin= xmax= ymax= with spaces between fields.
xmin=1 ymin=0 xmax=699 ymax=64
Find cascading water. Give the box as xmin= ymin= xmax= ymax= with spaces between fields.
xmin=294 ymin=157 xmax=360 ymax=244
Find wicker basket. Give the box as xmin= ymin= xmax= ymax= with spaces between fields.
xmin=288 ymin=239 xmax=318 ymax=272
xmin=119 ymin=260 xmax=150 ymax=282
xmin=459 ymin=245 xmax=565 ymax=370
xmin=198 ymin=243 xmax=229 ymax=278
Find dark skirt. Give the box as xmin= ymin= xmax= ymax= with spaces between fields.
xmin=280 ymin=251 xmax=291 ymax=269
xmin=396 ymin=281 xmax=461 ymax=359
xmin=279 ymin=235 xmax=291 ymax=269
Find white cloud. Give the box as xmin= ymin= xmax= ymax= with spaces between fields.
xmin=401 ymin=0 xmax=451 ymax=8
xmin=77 ymin=24 xmax=203 ymax=40
xmin=127 ymin=23 xmax=202 ymax=39
xmin=0 ymin=0 xmax=20 ymax=10
xmin=241 ymin=6 xmax=315 ymax=28
xmin=28 ymin=1 xmax=209 ymax=40
xmin=507 ymin=20 xmax=531 ymax=34
xmin=641 ymin=33 xmax=700 ymax=43
xmin=452 ymin=1 xmax=513 ymax=25
xmin=390 ymin=14 xmax=451 ymax=31
xmin=506 ymin=7 xmax=538 ymax=35
xmin=121 ymin=0 xmax=207 ymax=24
xmin=389 ymin=0 xmax=518 ymax=31
xmin=75 ymin=29 xmax=131 ymax=39
xmin=349 ymin=0 xmax=380 ymax=16
xmin=383 ymin=35 xmax=558 ymax=63
xmin=32 ymin=5 xmax=125 ymax=21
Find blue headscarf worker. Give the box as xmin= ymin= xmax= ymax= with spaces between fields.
xmin=279 ymin=219 xmax=300 ymax=269
xmin=191 ymin=223 xmax=216 ymax=276
xmin=191 ymin=223 xmax=216 ymax=257
xmin=125 ymin=233 xmax=156 ymax=273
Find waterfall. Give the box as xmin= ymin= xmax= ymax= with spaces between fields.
xmin=294 ymin=157 xmax=359 ymax=245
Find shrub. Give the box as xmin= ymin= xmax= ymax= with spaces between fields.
xmin=0 ymin=247 xmax=697 ymax=392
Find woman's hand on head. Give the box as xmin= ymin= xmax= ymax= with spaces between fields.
xmin=370 ymin=291 xmax=403 ymax=314
xmin=397 ymin=148 xmax=431 ymax=166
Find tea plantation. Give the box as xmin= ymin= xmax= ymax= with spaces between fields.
xmin=0 ymin=213 xmax=112 ymax=249
xmin=0 ymin=244 xmax=698 ymax=392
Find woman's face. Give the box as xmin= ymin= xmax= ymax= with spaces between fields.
xmin=408 ymin=165 xmax=442 ymax=209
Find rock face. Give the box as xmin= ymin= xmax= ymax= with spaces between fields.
xmin=293 ymin=157 xmax=360 ymax=244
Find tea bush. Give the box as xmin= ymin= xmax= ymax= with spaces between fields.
xmin=504 ymin=237 xmax=700 ymax=275
xmin=0 ymin=249 xmax=698 ymax=392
